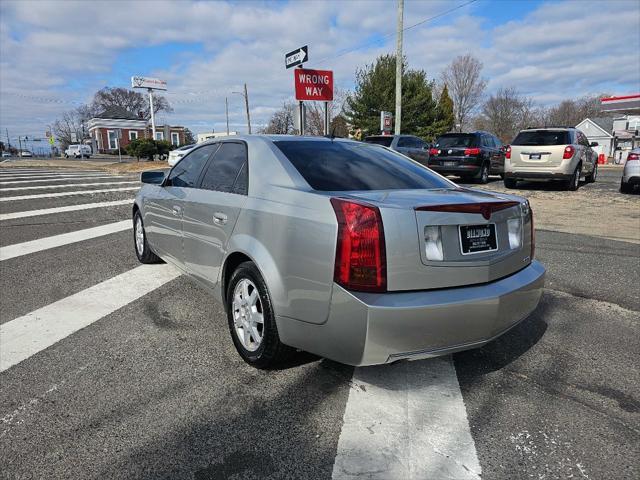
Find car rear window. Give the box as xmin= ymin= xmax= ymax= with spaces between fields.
xmin=274 ymin=140 xmax=452 ymax=191
xmin=512 ymin=130 xmax=571 ymax=146
xmin=435 ymin=134 xmax=477 ymax=148
xmin=364 ymin=136 xmax=393 ymax=147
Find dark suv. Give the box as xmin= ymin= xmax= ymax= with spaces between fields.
xmin=364 ymin=134 xmax=430 ymax=166
xmin=428 ymin=131 xmax=505 ymax=183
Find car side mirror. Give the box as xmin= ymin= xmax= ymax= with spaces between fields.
xmin=140 ymin=170 xmax=166 ymax=185
xmin=590 ymin=142 xmax=598 ymax=147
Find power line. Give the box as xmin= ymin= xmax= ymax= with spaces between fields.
xmin=315 ymin=0 xmax=478 ymax=65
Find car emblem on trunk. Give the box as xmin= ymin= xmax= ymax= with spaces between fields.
xmin=448 ymin=149 xmax=453 ymax=154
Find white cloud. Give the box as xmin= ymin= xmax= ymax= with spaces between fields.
xmin=0 ymin=0 xmax=638 ymax=140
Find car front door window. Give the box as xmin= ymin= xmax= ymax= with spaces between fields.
xmin=168 ymin=145 xmax=218 ymax=188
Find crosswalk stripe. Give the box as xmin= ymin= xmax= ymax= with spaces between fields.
xmin=0 ymin=181 xmax=139 ymax=192
xmin=0 ymin=199 xmax=132 ymax=220
xmin=0 ymin=170 xmax=101 ymax=175
xmin=0 ymin=175 xmax=134 ymax=185
xmin=331 ymin=358 xmax=481 ymax=480
xmin=0 ymin=264 xmax=181 ymax=372
xmin=0 ymin=186 xmax=139 ymax=201
xmin=0 ymin=173 xmax=117 ymax=180
xmin=0 ymin=220 xmax=131 ymax=261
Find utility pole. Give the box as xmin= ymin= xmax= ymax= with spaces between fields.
xmin=244 ymin=83 xmax=251 ymax=134
xmin=394 ymin=0 xmax=404 ymax=135
xmin=225 ymin=97 xmax=230 ymax=135
xmin=232 ymin=85 xmax=252 ymax=134
xmin=18 ymin=136 xmax=22 ymax=155
xmin=148 ymin=89 xmax=156 ymax=139
xmin=5 ymin=128 xmax=10 ymax=149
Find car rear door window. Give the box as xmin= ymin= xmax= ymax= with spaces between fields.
xmin=199 ymin=142 xmax=248 ymax=194
xmin=168 ymin=144 xmax=217 ymax=188
xmin=274 ymin=140 xmax=452 ymax=191
xmin=397 ymin=137 xmax=412 ymax=148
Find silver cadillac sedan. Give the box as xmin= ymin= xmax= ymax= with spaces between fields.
xmin=133 ymin=135 xmax=545 ymax=368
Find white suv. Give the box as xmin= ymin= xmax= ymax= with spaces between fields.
xmin=64 ymin=144 xmax=92 ymax=159
xmin=504 ymin=128 xmax=598 ymax=191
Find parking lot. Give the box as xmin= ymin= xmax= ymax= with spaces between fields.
xmin=1 ymin=163 xmax=638 ymax=479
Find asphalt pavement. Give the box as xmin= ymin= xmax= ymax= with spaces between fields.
xmin=1 ymin=164 xmax=638 ymax=479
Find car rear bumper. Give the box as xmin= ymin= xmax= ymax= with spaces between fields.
xmin=428 ymin=162 xmax=481 ymax=176
xmin=277 ymin=260 xmax=545 ymax=366
xmin=505 ymin=171 xmax=572 ymax=181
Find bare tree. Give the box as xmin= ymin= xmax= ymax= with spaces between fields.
xmin=52 ymin=109 xmax=84 ymax=149
xmin=90 ymin=87 xmax=172 ymax=119
xmin=440 ymin=54 xmax=487 ymax=132
xmin=261 ymin=101 xmax=297 ymax=134
xmin=545 ymin=94 xmax=610 ymax=127
xmin=305 ymin=88 xmax=349 ymax=136
xmin=474 ymin=87 xmax=539 ymax=143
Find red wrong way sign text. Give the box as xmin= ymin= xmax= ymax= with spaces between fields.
xmin=294 ymin=68 xmax=334 ymax=101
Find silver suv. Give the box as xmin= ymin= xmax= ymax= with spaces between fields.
xmin=504 ymin=127 xmax=598 ymax=190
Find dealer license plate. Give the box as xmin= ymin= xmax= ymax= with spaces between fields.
xmin=529 ymin=153 xmax=541 ymax=160
xmin=459 ymin=224 xmax=498 ymax=255
xmin=443 ymin=161 xmax=457 ymax=167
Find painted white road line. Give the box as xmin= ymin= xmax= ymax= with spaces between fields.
xmin=0 ymin=220 xmax=131 ymax=261
xmin=0 ymin=264 xmax=181 ymax=372
xmin=331 ymin=357 xmax=481 ymax=480
xmin=0 ymin=181 xmax=139 ymax=192
xmin=0 ymin=186 xmax=139 ymax=202
xmin=0 ymin=173 xmax=117 ymax=181
xmin=0 ymin=199 xmax=132 ymax=220
xmin=0 ymin=170 xmax=99 ymax=175
xmin=0 ymin=175 xmax=133 ymax=185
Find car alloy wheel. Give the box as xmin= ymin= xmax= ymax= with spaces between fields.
xmin=573 ymin=166 xmax=581 ymax=189
xmin=135 ymin=216 xmax=145 ymax=256
xmin=232 ymin=278 xmax=264 ymax=352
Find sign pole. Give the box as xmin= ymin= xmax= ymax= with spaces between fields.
xmin=148 ymin=88 xmax=156 ymax=140
xmin=225 ymin=97 xmax=230 ymax=135
xmin=324 ymin=101 xmax=329 ymax=136
xmin=299 ymin=101 xmax=305 ymax=136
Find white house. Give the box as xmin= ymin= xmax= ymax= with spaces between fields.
xmin=576 ymin=117 xmax=614 ymax=158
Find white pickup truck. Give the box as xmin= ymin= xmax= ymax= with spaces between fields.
xmin=64 ymin=144 xmax=92 ymax=158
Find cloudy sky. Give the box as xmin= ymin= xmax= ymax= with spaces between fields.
xmin=1 ymin=0 xmax=639 ymax=146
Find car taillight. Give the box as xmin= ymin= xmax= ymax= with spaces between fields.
xmin=628 ymin=153 xmax=639 ymax=161
xmin=331 ymin=198 xmax=386 ymax=292
xmin=526 ymin=202 xmax=535 ymax=260
xmin=505 ymin=146 xmax=511 ymax=159
xmin=562 ymin=146 xmax=575 ymax=159
xmin=464 ymin=147 xmax=481 ymax=156
xmin=429 ymin=148 xmax=439 ymax=156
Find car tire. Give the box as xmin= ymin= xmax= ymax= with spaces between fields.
xmin=620 ymin=179 xmax=632 ymax=194
xmin=585 ymin=163 xmax=597 ymax=183
xmin=475 ymin=163 xmax=490 ymax=184
xmin=504 ymin=178 xmax=518 ymax=189
xmin=226 ymin=261 xmax=294 ymax=369
xmin=133 ymin=211 xmax=162 ymax=264
xmin=566 ymin=164 xmax=581 ymax=191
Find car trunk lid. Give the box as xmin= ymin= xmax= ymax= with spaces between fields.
xmin=337 ymin=188 xmax=533 ymax=291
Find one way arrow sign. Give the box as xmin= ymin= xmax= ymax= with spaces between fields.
xmin=285 ymin=45 xmax=308 ymax=69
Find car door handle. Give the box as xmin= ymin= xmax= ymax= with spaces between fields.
xmin=213 ymin=212 xmax=228 ymax=225
xmin=172 ymin=205 xmax=182 ymax=216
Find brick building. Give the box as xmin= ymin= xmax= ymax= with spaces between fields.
xmin=87 ymin=107 xmax=186 ymax=153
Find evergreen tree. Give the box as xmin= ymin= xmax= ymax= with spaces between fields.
xmin=427 ymin=85 xmax=455 ymax=139
xmin=344 ymin=54 xmax=437 ymax=139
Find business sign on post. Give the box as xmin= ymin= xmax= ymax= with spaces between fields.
xmin=131 ymin=76 xmax=167 ymax=91
xmin=294 ymin=68 xmax=334 ymax=102
xmin=380 ymin=111 xmax=393 ymax=134
xmin=285 ymin=45 xmax=308 ymax=69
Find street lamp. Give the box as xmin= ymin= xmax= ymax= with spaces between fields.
xmin=232 ymin=83 xmax=252 ymax=134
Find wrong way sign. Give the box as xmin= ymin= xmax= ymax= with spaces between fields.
xmin=294 ymin=68 xmax=333 ymax=102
